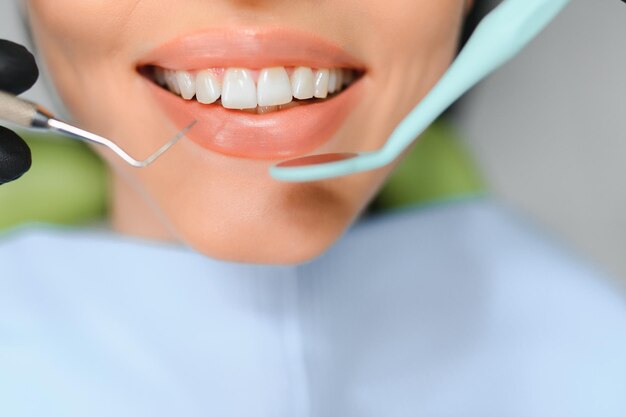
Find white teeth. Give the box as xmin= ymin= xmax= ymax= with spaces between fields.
xmin=155 ymin=66 xmax=358 ymax=112
xmin=257 ymin=67 xmax=293 ymax=106
xmin=221 ymin=68 xmax=257 ymax=109
xmin=290 ymin=67 xmax=315 ymax=100
xmin=176 ymin=70 xmax=196 ymax=100
xmin=335 ymin=70 xmax=344 ymax=92
xmin=328 ymin=68 xmax=338 ymax=94
xmin=314 ymin=68 xmax=330 ymax=99
xmin=165 ymin=70 xmax=181 ymax=95
xmin=196 ymin=70 xmax=221 ymax=104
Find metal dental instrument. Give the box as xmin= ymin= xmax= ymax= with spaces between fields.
xmin=0 ymin=90 xmax=196 ymax=168
xmin=270 ymin=0 xmax=572 ymax=182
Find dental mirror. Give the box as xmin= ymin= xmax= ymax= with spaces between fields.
xmin=276 ymin=152 xmax=359 ymax=167
xmin=270 ymin=0 xmax=571 ymax=182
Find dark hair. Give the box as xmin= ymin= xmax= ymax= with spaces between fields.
xmin=444 ymin=0 xmax=489 ymax=116
xmin=460 ymin=0 xmax=489 ymax=50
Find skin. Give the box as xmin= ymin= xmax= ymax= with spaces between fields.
xmin=25 ymin=0 xmax=471 ymax=264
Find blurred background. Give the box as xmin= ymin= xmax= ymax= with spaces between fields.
xmin=1 ymin=0 xmax=626 ymax=283
xmin=455 ymin=0 xmax=626 ymax=282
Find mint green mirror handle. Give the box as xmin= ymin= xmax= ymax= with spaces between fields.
xmin=379 ymin=0 xmax=571 ymax=162
xmin=270 ymin=0 xmax=571 ymax=182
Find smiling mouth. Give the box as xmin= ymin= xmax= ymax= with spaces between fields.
xmin=139 ymin=65 xmax=362 ymax=115
xmin=137 ymin=27 xmax=367 ymax=160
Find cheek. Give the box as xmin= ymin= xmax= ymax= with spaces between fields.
xmin=339 ymin=0 xmax=465 ymax=154
xmin=367 ymin=0 xmax=464 ymax=50
xmin=26 ymin=0 xmax=138 ymax=44
xmin=26 ymin=1 xmax=142 ymax=126
xmin=26 ymin=0 xmax=141 ymax=82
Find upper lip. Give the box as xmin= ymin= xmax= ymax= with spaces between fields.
xmin=137 ymin=26 xmax=366 ymax=71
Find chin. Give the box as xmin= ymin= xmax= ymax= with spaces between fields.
xmin=178 ymin=189 xmax=357 ymax=265
xmin=186 ymin=223 xmax=347 ymax=265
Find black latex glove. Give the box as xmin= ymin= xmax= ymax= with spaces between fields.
xmin=0 ymin=39 xmax=39 ymax=185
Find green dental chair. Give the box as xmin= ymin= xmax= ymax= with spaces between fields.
xmin=0 ymin=120 xmax=485 ymax=231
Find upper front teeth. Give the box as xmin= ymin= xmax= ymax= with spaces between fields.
xmin=290 ymin=67 xmax=315 ymax=100
xmin=257 ymin=67 xmax=293 ymax=107
xmin=176 ymin=71 xmax=196 ymax=100
xmin=155 ymin=66 xmax=356 ymax=110
xmin=196 ymin=70 xmax=221 ymax=104
xmin=222 ymin=68 xmax=258 ymax=109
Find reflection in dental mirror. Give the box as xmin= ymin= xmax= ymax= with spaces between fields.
xmin=275 ymin=152 xmax=358 ymax=168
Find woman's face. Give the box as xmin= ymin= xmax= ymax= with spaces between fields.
xmin=26 ymin=0 xmax=468 ymax=264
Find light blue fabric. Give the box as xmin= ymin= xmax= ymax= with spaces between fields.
xmin=1 ymin=197 xmax=626 ymax=417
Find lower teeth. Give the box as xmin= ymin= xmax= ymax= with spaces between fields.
xmin=218 ymin=98 xmax=327 ymax=114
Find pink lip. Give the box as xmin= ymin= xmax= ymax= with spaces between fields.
xmin=138 ymin=27 xmax=365 ymax=71
xmin=138 ymin=27 xmax=366 ymax=160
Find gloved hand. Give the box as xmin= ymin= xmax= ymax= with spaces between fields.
xmin=0 ymin=39 xmax=39 ymax=185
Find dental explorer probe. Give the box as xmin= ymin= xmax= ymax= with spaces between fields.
xmin=0 ymin=90 xmax=196 ymax=168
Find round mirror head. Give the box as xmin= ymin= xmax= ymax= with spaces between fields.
xmin=275 ymin=152 xmax=359 ymax=168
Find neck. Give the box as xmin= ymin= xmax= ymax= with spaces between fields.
xmin=109 ymin=172 xmax=177 ymax=242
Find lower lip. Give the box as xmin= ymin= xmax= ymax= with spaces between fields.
xmin=144 ymin=78 xmax=365 ymax=160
